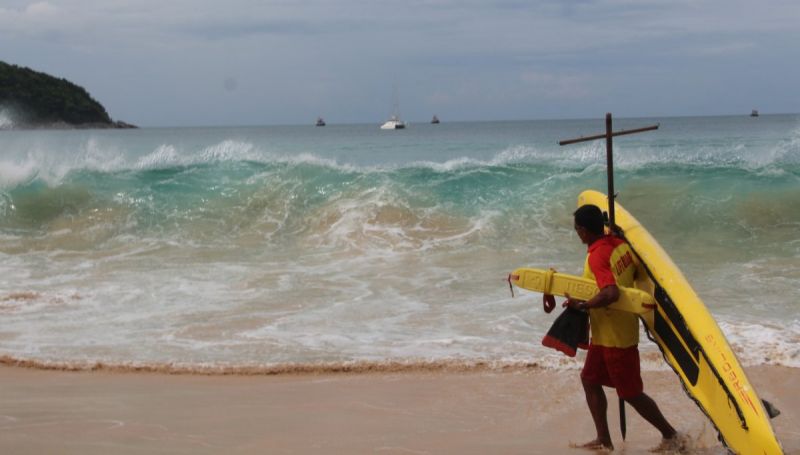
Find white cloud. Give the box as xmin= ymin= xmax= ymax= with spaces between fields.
xmin=25 ymin=2 xmax=58 ymax=15
xmin=688 ymin=42 xmax=758 ymax=57
xmin=519 ymin=71 xmax=591 ymax=100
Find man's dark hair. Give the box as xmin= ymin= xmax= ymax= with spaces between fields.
xmin=573 ymin=204 xmax=605 ymax=235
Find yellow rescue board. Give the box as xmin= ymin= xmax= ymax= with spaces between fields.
xmin=510 ymin=267 xmax=655 ymax=315
xmin=578 ymin=190 xmax=782 ymax=455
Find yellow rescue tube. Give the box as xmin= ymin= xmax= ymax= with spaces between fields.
xmin=509 ymin=267 xmax=655 ymax=314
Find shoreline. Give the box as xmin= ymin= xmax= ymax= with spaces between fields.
xmin=0 ymin=120 xmax=137 ymax=130
xmin=0 ymin=355 xmax=546 ymax=376
xmin=0 ymin=364 xmax=796 ymax=454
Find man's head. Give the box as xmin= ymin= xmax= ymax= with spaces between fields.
xmin=573 ymin=204 xmax=605 ymax=244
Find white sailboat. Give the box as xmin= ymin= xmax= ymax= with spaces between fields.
xmin=380 ymin=115 xmax=405 ymax=130
xmin=381 ymin=87 xmax=406 ymax=130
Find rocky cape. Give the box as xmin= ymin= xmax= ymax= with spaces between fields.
xmin=0 ymin=61 xmax=136 ymax=130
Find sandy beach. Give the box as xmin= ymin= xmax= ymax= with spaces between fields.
xmin=0 ymin=364 xmax=796 ymax=454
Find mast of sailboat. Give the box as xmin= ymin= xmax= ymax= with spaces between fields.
xmin=390 ymin=85 xmax=401 ymax=120
xmin=558 ymin=113 xmax=658 ymax=233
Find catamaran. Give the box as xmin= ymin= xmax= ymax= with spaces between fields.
xmin=381 ymin=115 xmax=405 ymax=130
xmin=381 ymin=87 xmax=406 ymax=130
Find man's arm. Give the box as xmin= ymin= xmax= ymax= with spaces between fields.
xmin=563 ymin=284 xmax=620 ymax=311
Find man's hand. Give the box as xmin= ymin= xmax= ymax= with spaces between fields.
xmin=562 ymin=292 xmax=586 ymax=311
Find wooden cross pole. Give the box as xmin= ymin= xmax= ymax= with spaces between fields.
xmin=559 ymin=113 xmax=659 ymax=233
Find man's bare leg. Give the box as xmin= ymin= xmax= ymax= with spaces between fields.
xmin=624 ymin=393 xmax=676 ymax=439
xmin=623 ymin=392 xmax=687 ymax=452
xmin=577 ymin=376 xmax=613 ymax=450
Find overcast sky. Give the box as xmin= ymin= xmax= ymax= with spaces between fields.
xmin=1 ymin=0 xmax=798 ymax=127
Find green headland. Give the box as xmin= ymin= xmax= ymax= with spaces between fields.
xmin=0 ymin=61 xmax=135 ymax=129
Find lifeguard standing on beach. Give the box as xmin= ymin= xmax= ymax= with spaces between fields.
xmin=546 ymin=205 xmax=681 ymax=451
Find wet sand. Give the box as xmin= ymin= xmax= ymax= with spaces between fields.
xmin=0 ymin=365 xmax=797 ymax=454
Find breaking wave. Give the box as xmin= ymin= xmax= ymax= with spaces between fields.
xmin=1 ymin=118 xmax=798 ymax=372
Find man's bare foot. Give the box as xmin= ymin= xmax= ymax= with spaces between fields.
xmin=570 ymin=439 xmax=614 ymax=452
xmin=649 ymin=432 xmax=688 ymax=453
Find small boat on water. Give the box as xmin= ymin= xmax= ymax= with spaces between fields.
xmin=750 ymin=109 xmax=759 ymax=117
xmin=381 ymin=86 xmax=406 ymax=130
xmin=431 ymin=115 xmax=440 ymax=124
xmin=316 ymin=117 xmax=326 ymax=126
xmin=381 ymin=115 xmax=405 ymax=130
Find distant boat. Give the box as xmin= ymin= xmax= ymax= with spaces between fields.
xmin=316 ymin=117 xmax=326 ymax=126
xmin=381 ymin=86 xmax=406 ymax=130
xmin=750 ymin=110 xmax=759 ymax=117
xmin=431 ymin=115 xmax=440 ymax=124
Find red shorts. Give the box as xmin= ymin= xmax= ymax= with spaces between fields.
xmin=581 ymin=344 xmax=643 ymax=399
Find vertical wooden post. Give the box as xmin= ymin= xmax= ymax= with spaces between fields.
xmin=605 ymin=113 xmax=616 ymax=232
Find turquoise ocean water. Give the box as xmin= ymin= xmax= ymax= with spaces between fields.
xmin=0 ymin=115 xmax=798 ymax=372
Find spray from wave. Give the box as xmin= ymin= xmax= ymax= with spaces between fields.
xmin=0 ymin=106 xmax=14 ymax=130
